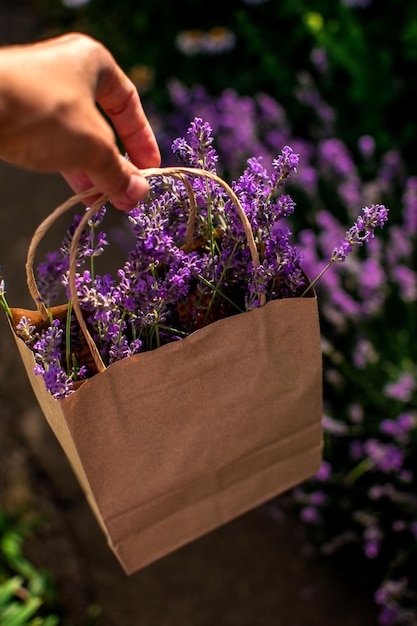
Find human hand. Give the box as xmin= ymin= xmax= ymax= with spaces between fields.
xmin=0 ymin=32 xmax=161 ymax=210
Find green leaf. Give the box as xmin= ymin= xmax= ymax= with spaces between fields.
xmin=27 ymin=571 xmax=48 ymax=598
xmin=1 ymin=533 xmax=23 ymax=560
xmin=38 ymin=616 xmax=60 ymax=626
xmin=0 ymin=596 xmax=43 ymax=625
xmin=0 ymin=577 xmax=24 ymax=607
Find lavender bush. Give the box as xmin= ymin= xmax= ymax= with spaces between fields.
xmin=149 ymin=86 xmax=417 ymax=625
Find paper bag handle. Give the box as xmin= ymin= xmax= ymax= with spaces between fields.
xmin=26 ymin=166 xmax=263 ymax=374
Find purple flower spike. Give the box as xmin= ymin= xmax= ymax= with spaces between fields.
xmin=331 ymin=204 xmax=389 ymax=262
xmin=172 ymin=117 xmax=218 ymax=171
xmin=271 ymin=145 xmax=299 ymax=186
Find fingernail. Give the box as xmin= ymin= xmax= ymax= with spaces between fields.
xmin=126 ymin=173 xmax=149 ymax=203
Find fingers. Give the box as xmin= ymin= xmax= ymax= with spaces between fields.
xmin=94 ymin=50 xmax=161 ymax=169
xmin=62 ymin=155 xmax=150 ymax=211
xmin=90 ymin=156 xmax=151 ymax=211
xmin=64 ymin=34 xmax=160 ymax=208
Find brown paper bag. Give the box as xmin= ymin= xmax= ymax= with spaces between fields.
xmin=8 ymin=173 xmax=323 ymax=574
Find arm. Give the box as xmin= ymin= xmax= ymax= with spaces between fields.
xmin=0 ymin=32 xmax=161 ymax=210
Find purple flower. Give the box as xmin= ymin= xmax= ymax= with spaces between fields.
xmin=300 ymin=506 xmax=321 ymax=525
xmin=365 ymin=439 xmax=405 ymax=473
xmin=314 ymin=461 xmax=332 ymax=481
xmin=37 ymin=251 xmax=68 ymax=305
xmin=350 ymin=439 xmax=365 ymax=461
xmin=392 ymin=265 xmax=417 ymax=301
xmin=172 ymin=117 xmax=218 ymax=171
xmin=332 ymin=204 xmax=389 ymax=262
xmin=16 ymin=316 xmax=36 ymax=345
xmin=108 ymin=334 xmax=143 ymax=365
xmin=33 ymin=319 xmax=63 ymax=364
xmin=353 ymin=337 xmax=378 ymax=368
xmin=310 ymin=47 xmax=328 ymax=74
xmin=319 ymin=138 xmax=355 ymax=177
xmin=322 ymin=414 xmax=348 ymax=435
xmin=378 ymin=605 xmax=401 ymax=626
xmin=364 ymin=540 xmax=380 ymax=559
xmin=271 ymin=145 xmax=299 ymax=184
xmin=384 ymin=372 xmax=416 ymax=403
xmin=358 ymin=135 xmax=376 ymax=157
xmin=309 ymin=490 xmax=327 ymax=506
xmin=379 ymin=412 xmax=415 ymax=443
xmin=368 ymin=485 xmax=386 ymax=500
xmin=403 ymin=176 xmax=417 ymax=235
xmin=35 ymin=362 xmax=73 ymax=400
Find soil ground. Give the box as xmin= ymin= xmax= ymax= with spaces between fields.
xmin=0 ymin=6 xmax=379 ymax=624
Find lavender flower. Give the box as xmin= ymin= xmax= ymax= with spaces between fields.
xmin=34 ymin=362 xmax=73 ymax=400
xmin=300 ymin=203 xmax=389 ymax=298
xmin=271 ymin=145 xmax=299 ymax=185
xmin=33 ymin=319 xmax=63 ymax=363
xmin=332 ymin=204 xmax=389 ymax=262
xmin=384 ymin=372 xmax=416 ymax=403
xmin=32 ymin=320 xmax=74 ymax=399
xmin=364 ymin=440 xmax=405 ymax=473
xmin=37 ymin=207 xmax=108 ymax=306
xmin=0 ymin=271 xmax=12 ymax=319
xmin=402 ymin=176 xmax=417 ymax=234
xmin=172 ymin=117 xmax=218 ymax=171
xmin=16 ymin=316 xmax=37 ymax=345
xmin=300 ymin=505 xmax=322 ymax=525
xmin=37 ymin=251 xmax=68 ymax=306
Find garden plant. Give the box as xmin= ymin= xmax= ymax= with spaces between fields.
xmin=0 ymin=508 xmax=59 ymax=626
xmin=151 ymin=84 xmax=416 ymax=626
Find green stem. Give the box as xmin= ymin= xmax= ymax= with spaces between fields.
xmin=90 ymin=226 xmax=96 ymax=282
xmin=202 ymin=241 xmax=239 ymax=326
xmin=157 ymin=323 xmax=188 ymax=337
xmin=149 ymin=265 xmax=161 ymax=348
xmin=0 ymin=294 xmax=13 ymax=322
xmin=117 ymin=309 xmax=127 ymax=343
xmin=66 ymin=300 xmax=72 ymax=375
xmin=196 ymin=273 xmax=244 ymax=314
xmin=344 ymin=457 xmax=375 ymax=486
xmin=300 ymin=259 xmax=335 ymax=297
xmin=206 ymin=182 xmax=218 ymax=285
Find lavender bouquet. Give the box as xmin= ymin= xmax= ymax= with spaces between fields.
xmin=0 ymin=118 xmax=388 ymax=401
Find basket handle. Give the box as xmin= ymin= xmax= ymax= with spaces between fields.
xmin=27 ymin=166 xmax=263 ymax=374
xmin=26 ymin=187 xmax=105 ymax=321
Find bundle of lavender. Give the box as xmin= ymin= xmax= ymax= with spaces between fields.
xmin=0 ymin=118 xmax=388 ymax=399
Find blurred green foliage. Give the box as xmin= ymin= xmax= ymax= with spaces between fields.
xmin=36 ymin=0 xmax=417 ymax=168
xmin=0 ymin=508 xmax=59 ymax=625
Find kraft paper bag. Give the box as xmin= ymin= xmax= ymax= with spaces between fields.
xmin=7 ymin=174 xmax=323 ymax=574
